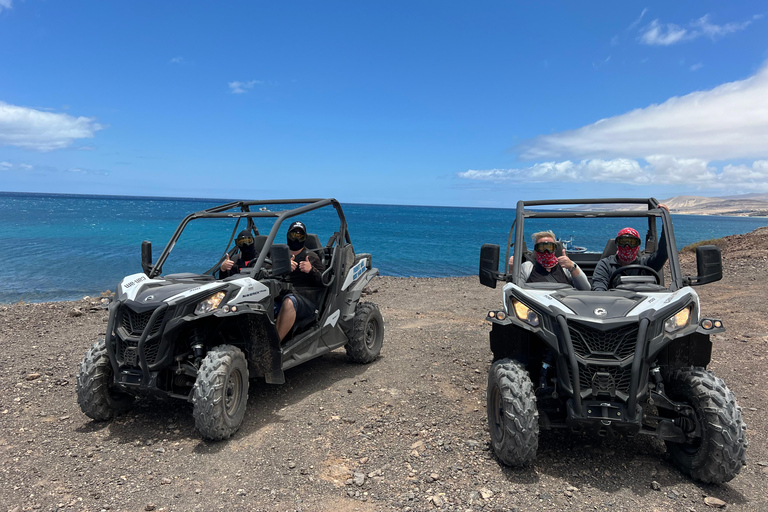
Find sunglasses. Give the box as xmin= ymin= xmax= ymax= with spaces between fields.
xmin=616 ymin=235 xmax=641 ymax=248
xmin=534 ymin=242 xmax=557 ymax=253
xmin=235 ymin=236 xmax=254 ymax=247
xmin=287 ymin=231 xmax=306 ymax=242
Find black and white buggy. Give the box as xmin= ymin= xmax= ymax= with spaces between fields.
xmin=77 ymin=199 xmax=384 ymax=440
xmin=478 ymin=198 xmax=747 ymax=484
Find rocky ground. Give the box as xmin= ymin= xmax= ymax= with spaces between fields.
xmin=1 ymin=228 xmax=767 ymax=512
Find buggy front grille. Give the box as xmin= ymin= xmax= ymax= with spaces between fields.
xmin=569 ymin=322 xmax=639 ymax=361
xmin=120 ymin=309 xmax=166 ymax=337
xmin=115 ymin=306 xmax=167 ymax=368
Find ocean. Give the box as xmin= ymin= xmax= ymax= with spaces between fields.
xmin=2 ymin=192 xmax=766 ymax=303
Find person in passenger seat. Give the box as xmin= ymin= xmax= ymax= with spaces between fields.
xmin=275 ymin=221 xmax=326 ymax=340
xmin=510 ymin=231 xmax=590 ymax=290
xmin=219 ymin=229 xmax=260 ymax=279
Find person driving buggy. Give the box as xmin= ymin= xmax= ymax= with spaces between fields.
xmin=591 ymin=204 xmax=670 ymax=291
xmin=509 ymin=231 xmax=590 ymax=290
xmin=219 ymin=229 xmax=261 ymax=279
xmin=275 ymin=221 xmax=326 ymax=341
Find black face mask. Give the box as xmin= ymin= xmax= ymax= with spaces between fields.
xmin=236 ymin=230 xmax=257 ymax=261
xmin=287 ymin=239 xmax=305 ymax=251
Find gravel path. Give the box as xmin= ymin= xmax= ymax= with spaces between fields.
xmin=1 ymin=228 xmax=767 ymax=512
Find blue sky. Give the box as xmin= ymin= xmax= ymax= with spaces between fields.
xmin=1 ymin=1 xmax=767 ymax=207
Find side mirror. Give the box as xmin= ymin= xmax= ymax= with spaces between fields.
xmin=689 ymin=245 xmax=722 ymax=285
xmin=141 ymin=241 xmax=153 ymax=276
xmin=270 ymin=244 xmax=292 ymax=277
xmin=479 ymin=244 xmax=500 ymax=289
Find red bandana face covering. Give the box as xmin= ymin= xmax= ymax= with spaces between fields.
xmin=616 ymin=227 xmax=640 ymax=264
xmin=617 ymin=245 xmax=640 ymax=264
xmin=536 ymin=250 xmax=558 ymax=268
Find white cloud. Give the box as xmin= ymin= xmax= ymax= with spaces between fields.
xmin=228 ymin=80 xmax=264 ymax=94
xmin=627 ymin=8 xmax=648 ymax=31
xmin=170 ymin=56 xmax=184 ymax=64
xmin=66 ymin=167 xmax=109 ymax=176
xmin=0 ymin=0 xmax=12 ymax=13
xmin=0 ymin=102 xmax=103 ymax=152
xmin=639 ymin=20 xmax=689 ymax=45
xmin=0 ymin=161 xmax=33 ymax=171
xmin=639 ymin=13 xmax=759 ymax=46
xmin=518 ymin=62 xmax=768 ymax=162
xmin=458 ymin=158 xmax=768 ymax=192
xmin=689 ymin=63 xmax=703 ymax=71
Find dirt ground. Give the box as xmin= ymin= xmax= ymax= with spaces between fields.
xmin=1 ymin=228 xmax=767 ymax=512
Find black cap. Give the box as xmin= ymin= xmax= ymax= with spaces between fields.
xmin=288 ymin=221 xmax=306 ymax=234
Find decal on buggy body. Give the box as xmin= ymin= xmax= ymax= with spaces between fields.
xmin=164 ymin=282 xmax=223 ymax=304
xmin=324 ymin=309 xmax=341 ymax=328
xmin=120 ymin=273 xmax=165 ymax=301
xmin=228 ymin=278 xmax=270 ymax=304
xmin=342 ymin=259 xmax=367 ymax=291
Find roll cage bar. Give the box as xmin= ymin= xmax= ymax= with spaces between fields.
xmin=507 ymin=198 xmax=681 ymax=290
xmin=148 ymin=198 xmax=350 ymax=279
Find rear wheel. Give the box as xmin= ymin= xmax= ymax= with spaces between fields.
xmin=76 ymin=338 xmax=134 ymax=421
xmin=487 ymin=358 xmax=538 ymax=466
xmin=345 ymin=302 xmax=384 ymax=363
xmin=192 ymin=345 xmax=249 ymax=440
xmin=664 ymin=367 xmax=747 ymax=483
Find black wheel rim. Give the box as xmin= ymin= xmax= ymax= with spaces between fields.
xmin=224 ymin=369 xmax=243 ymax=418
xmin=365 ymin=317 xmax=378 ymax=349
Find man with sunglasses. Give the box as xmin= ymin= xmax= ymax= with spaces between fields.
xmin=275 ymin=221 xmax=326 ymax=341
xmin=512 ymin=231 xmax=590 ymax=290
xmin=219 ymin=229 xmax=260 ymax=279
xmin=591 ymin=204 xmax=669 ymax=291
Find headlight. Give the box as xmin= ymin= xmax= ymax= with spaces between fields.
xmin=665 ymin=305 xmax=692 ymax=333
xmin=195 ymin=291 xmax=226 ymax=315
xmin=512 ymin=299 xmax=540 ymax=327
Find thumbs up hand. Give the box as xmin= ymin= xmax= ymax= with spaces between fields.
xmin=221 ymin=253 xmax=235 ymax=272
xmin=299 ymin=256 xmax=312 ymax=273
xmin=557 ymin=249 xmax=575 ymax=270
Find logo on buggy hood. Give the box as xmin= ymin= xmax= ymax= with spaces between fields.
xmin=144 ymin=295 xmax=155 ymax=302
xmin=594 ymin=307 xmax=607 ymax=316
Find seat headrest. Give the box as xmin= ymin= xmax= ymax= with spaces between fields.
xmin=601 ymin=239 xmax=617 ymax=259
xmin=305 ymin=233 xmax=322 ymax=251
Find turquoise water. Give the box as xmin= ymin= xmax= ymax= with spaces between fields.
xmin=2 ymin=192 xmax=766 ymax=303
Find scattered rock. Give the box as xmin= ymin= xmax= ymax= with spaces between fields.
xmin=704 ymin=497 xmax=727 ymax=508
xmin=25 ymin=373 xmax=41 ymax=381
xmin=651 ymin=481 xmax=661 ymax=491
xmin=145 ymin=504 xmax=156 ymax=511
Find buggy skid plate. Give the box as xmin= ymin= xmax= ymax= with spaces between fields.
xmin=566 ymin=400 xmax=642 ymax=435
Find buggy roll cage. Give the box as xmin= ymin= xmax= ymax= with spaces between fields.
xmin=146 ymin=198 xmax=350 ymax=279
xmin=506 ymin=198 xmax=681 ymax=290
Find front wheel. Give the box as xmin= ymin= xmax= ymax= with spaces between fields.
xmin=192 ymin=345 xmax=249 ymax=440
xmin=487 ymin=359 xmax=539 ymax=466
xmin=76 ymin=338 xmax=134 ymax=421
xmin=664 ymin=367 xmax=747 ymax=483
xmin=345 ymin=302 xmax=384 ymax=363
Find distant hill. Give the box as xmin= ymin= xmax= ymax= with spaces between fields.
xmin=663 ymin=194 xmax=768 ymax=216
xmin=564 ymin=194 xmax=768 ymax=216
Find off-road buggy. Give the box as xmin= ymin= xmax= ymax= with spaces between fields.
xmin=478 ymin=198 xmax=747 ymax=483
xmin=77 ymin=199 xmax=384 ymax=440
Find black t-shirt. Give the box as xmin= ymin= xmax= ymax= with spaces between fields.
xmin=289 ymin=248 xmax=326 ymax=307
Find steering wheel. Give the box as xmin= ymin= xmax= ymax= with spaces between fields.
xmin=608 ymin=264 xmax=661 ymax=289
